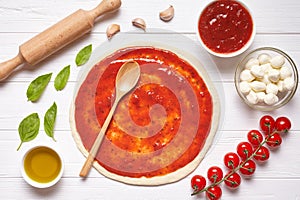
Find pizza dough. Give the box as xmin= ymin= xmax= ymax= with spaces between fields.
xmin=70 ymin=46 xmax=220 ymax=185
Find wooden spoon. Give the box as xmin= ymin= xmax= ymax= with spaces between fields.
xmin=79 ymin=60 xmax=140 ymax=177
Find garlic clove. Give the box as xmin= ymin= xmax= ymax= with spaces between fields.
xmin=159 ymin=5 xmax=174 ymax=22
xmin=106 ymin=24 xmax=120 ymax=40
xmin=132 ymin=18 xmax=146 ymax=30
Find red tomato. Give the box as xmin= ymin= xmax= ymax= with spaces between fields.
xmin=275 ymin=116 xmax=291 ymax=133
xmin=260 ymin=115 xmax=275 ymax=134
xmin=266 ymin=133 xmax=282 ymax=148
xmin=237 ymin=142 xmax=253 ymax=160
xmin=206 ymin=185 xmax=222 ymax=200
xmin=191 ymin=175 xmax=206 ymax=192
xmin=254 ymin=146 xmax=270 ymax=162
xmin=224 ymin=172 xmax=241 ymax=188
xmin=247 ymin=130 xmax=263 ymax=146
xmin=207 ymin=166 xmax=223 ymax=183
xmin=239 ymin=159 xmax=256 ymax=176
xmin=224 ymin=152 xmax=240 ymax=169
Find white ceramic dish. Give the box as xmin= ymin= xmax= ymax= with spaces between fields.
xmin=197 ymin=0 xmax=256 ymax=57
xmin=21 ymin=145 xmax=64 ymax=188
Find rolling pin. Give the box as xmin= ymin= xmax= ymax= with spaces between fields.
xmin=0 ymin=0 xmax=121 ymax=81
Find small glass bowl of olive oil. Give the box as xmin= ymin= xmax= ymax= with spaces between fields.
xmin=21 ymin=146 xmax=64 ymax=188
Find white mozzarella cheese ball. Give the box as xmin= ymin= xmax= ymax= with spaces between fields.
xmin=250 ymin=81 xmax=266 ymax=92
xmin=257 ymin=74 xmax=271 ymax=85
xmin=264 ymin=93 xmax=279 ymax=105
xmin=250 ymin=65 xmax=264 ymax=78
xmin=277 ymin=80 xmax=285 ymax=92
xmin=245 ymin=58 xmax=259 ymax=69
xmin=239 ymin=81 xmax=251 ymax=94
xmin=260 ymin=63 xmax=272 ymax=73
xmin=246 ymin=90 xmax=259 ymax=104
xmin=270 ymin=55 xmax=285 ymax=69
xmin=268 ymin=68 xmax=280 ymax=83
xmin=280 ymin=66 xmax=293 ymax=79
xmin=283 ymin=77 xmax=295 ymax=91
xmin=256 ymin=92 xmax=266 ymax=103
xmin=258 ymin=53 xmax=271 ymax=65
xmin=266 ymin=83 xmax=279 ymax=95
xmin=240 ymin=69 xmax=255 ymax=82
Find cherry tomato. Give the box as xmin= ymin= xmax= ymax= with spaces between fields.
xmin=247 ymin=130 xmax=263 ymax=146
xmin=239 ymin=159 xmax=256 ymax=176
xmin=260 ymin=115 xmax=275 ymax=134
xmin=275 ymin=116 xmax=291 ymax=133
xmin=206 ymin=185 xmax=222 ymax=200
xmin=191 ymin=175 xmax=206 ymax=192
xmin=237 ymin=142 xmax=253 ymax=160
xmin=224 ymin=172 xmax=241 ymax=189
xmin=253 ymin=146 xmax=270 ymax=162
xmin=266 ymin=133 xmax=282 ymax=148
xmin=207 ymin=166 xmax=223 ymax=183
xmin=224 ymin=152 xmax=240 ymax=169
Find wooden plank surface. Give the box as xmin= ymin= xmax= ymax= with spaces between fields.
xmin=0 ymin=0 xmax=300 ymax=199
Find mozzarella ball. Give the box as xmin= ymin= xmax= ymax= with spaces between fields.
xmin=258 ymin=53 xmax=271 ymax=65
xmin=280 ymin=66 xmax=293 ymax=79
xmin=246 ymin=90 xmax=259 ymax=104
xmin=283 ymin=77 xmax=295 ymax=91
xmin=277 ymin=80 xmax=285 ymax=92
xmin=260 ymin=63 xmax=272 ymax=73
xmin=250 ymin=65 xmax=264 ymax=78
xmin=264 ymin=93 xmax=279 ymax=105
xmin=268 ymin=68 xmax=280 ymax=82
xmin=240 ymin=69 xmax=255 ymax=82
xmin=256 ymin=92 xmax=266 ymax=103
xmin=245 ymin=58 xmax=259 ymax=69
xmin=239 ymin=81 xmax=251 ymax=94
xmin=266 ymin=83 xmax=279 ymax=95
xmin=250 ymin=81 xmax=266 ymax=92
xmin=270 ymin=55 xmax=285 ymax=69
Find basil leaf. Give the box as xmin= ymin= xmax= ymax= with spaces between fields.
xmin=54 ymin=65 xmax=70 ymax=91
xmin=75 ymin=44 xmax=92 ymax=66
xmin=26 ymin=73 xmax=52 ymax=102
xmin=44 ymin=102 xmax=57 ymax=141
xmin=17 ymin=113 xmax=40 ymax=150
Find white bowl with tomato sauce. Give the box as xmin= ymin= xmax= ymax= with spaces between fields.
xmin=197 ymin=0 xmax=256 ymax=57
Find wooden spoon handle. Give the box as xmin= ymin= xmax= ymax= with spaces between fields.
xmin=79 ymin=98 xmax=119 ymax=177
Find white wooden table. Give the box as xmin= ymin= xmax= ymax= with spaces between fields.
xmin=1 ymin=0 xmax=300 ymax=199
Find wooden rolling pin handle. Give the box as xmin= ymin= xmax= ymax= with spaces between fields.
xmin=0 ymin=0 xmax=121 ymax=81
xmin=0 ymin=53 xmax=25 ymax=80
xmin=88 ymin=0 xmax=122 ymax=20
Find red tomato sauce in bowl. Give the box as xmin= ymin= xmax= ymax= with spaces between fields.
xmin=198 ymin=0 xmax=255 ymax=57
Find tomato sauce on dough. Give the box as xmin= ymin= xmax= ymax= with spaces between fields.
xmin=75 ymin=47 xmax=213 ymax=178
xmin=198 ymin=0 xmax=253 ymax=54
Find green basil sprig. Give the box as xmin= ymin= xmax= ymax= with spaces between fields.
xmin=17 ymin=113 xmax=40 ymax=151
xmin=26 ymin=73 xmax=52 ymax=102
xmin=54 ymin=65 xmax=70 ymax=91
xmin=75 ymin=44 xmax=92 ymax=66
xmin=44 ymin=102 xmax=57 ymax=141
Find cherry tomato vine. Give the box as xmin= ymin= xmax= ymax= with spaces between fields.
xmin=190 ymin=115 xmax=292 ymax=199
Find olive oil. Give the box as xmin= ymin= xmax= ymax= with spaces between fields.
xmin=24 ymin=146 xmax=62 ymax=183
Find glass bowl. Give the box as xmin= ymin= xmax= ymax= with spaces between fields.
xmin=235 ymin=47 xmax=298 ymax=111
